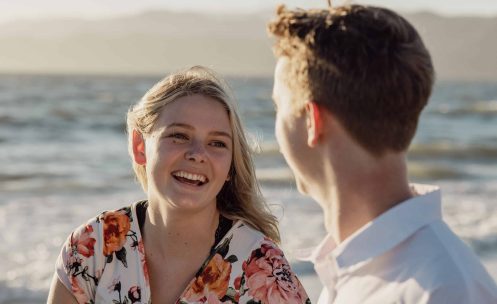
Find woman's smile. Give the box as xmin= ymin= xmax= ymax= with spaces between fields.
xmin=171 ymin=170 xmax=209 ymax=187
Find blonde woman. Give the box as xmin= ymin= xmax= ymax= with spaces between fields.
xmin=47 ymin=66 xmax=310 ymax=304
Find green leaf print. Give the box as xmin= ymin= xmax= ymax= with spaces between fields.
xmin=226 ymin=254 xmax=238 ymax=263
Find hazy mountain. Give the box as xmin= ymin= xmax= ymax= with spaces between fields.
xmin=404 ymin=12 xmax=497 ymax=81
xmin=0 ymin=10 xmax=496 ymax=80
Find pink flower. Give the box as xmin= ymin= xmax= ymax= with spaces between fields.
xmin=137 ymin=239 xmax=150 ymax=286
xmin=70 ymin=276 xmax=89 ymax=304
xmin=71 ymin=225 xmax=96 ymax=258
xmin=242 ymin=238 xmax=308 ymax=304
xmin=234 ymin=276 xmax=242 ymax=290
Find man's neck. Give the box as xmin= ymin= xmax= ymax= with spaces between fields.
xmin=321 ymin=152 xmax=413 ymax=244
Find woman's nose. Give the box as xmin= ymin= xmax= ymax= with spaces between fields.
xmin=184 ymin=141 xmax=206 ymax=163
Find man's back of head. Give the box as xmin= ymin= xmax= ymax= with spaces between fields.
xmin=268 ymin=4 xmax=434 ymax=156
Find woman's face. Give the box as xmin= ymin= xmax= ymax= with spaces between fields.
xmin=144 ymin=94 xmax=233 ymax=212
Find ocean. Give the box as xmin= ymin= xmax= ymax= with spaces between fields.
xmin=1 ymin=73 xmax=496 ymax=303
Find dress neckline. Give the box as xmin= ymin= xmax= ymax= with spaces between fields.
xmin=135 ymin=200 xmax=233 ymax=252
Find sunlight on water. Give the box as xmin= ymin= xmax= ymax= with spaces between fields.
xmin=1 ymin=74 xmax=496 ymax=302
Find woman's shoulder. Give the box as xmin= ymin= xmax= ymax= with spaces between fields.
xmin=66 ymin=203 xmax=142 ymax=268
xmin=59 ymin=203 xmax=139 ymax=261
xmin=55 ymin=203 xmax=146 ymax=302
xmin=94 ymin=203 xmax=137 ymax=226
xmin=74 ymin=203 xmax=137 ymax=230
xmin=219 ymin=220 xmax=287 ymax=266
xmin=204 ymin=220 xmax=311 ymax=304
xmin=227 ymin=220 xmax=278 ymax=249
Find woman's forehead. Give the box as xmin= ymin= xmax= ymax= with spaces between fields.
xmin=155 ymin=95 xmax=233 ymax=135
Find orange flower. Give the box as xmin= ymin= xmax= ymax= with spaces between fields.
xmin=101 ymin=210 xmax=131 ymax=256
xmin=183 ymin=253 xmax=231 ymax=302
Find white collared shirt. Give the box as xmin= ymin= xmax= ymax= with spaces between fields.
xmin=298 ymin=184 xmax=497 ymax=303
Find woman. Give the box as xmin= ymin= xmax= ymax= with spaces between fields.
xmin=47 ymin=66 xmax=310 ymax=304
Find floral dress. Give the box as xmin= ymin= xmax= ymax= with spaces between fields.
xmin=56 ymin=202 xmax=310 ymax=304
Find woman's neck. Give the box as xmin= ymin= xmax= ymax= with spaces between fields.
xmin=143 ymin=200 xmax=220 ymax=259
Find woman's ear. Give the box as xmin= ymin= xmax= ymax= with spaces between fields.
xmin=132 ymin=130 xmax=147 ymax=165
xmin=305 ymin=101 xmax=323 ymax=147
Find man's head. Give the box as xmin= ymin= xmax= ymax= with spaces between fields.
xmin=268 ymin=4 xmax=434 ymax=157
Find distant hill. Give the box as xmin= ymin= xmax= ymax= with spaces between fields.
xmin=404 ymin=12 xmax=497 ymax=81
xmin=0 ymin=10 xmax=496 ymax=80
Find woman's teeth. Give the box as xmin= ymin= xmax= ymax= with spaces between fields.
xmin=172 ymin=171 xmax=207 ymax=185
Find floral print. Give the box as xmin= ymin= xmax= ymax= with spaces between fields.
xmin=57 ymin=204 xmax=310 ymax=303
xmin=71 ymin=275 xmax=90 ymax=304
xmin=236 ymin=238 xmax=310 ymax=304
xmin=128 ymin=286 xmax=142 ymax=303
xmin=136 ymin=239 xmax=149 ymax=286
xmin=72 ymin=225 xmax=96 ymax=258
xmin=99 ymin=209 xmax=131 ymax=257
xmin=183 ymin=252 xmax=232 ymax=302
xmin=180 ymin=235 xmax=244 ymax=303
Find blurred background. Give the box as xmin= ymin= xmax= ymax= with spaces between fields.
xmin=1 ymin=0 xmax=496 ymax=303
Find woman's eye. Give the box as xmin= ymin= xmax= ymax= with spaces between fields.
xmin=168 ymin=133 xmax=188 ymax=141
xmin=210 ymin=141 xmax=227 ymax=148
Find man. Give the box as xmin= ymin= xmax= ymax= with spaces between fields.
xmin=267 ymin=4 xmax=497 ymax=303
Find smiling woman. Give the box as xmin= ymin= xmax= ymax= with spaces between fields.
xmin=134 ymin=94 xmax=234 ymax=213
xmin=46 ymin=66 xmax=310 ymax=304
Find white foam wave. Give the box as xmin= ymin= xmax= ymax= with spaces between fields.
xmin=432 ymin=100 xmax=497 ymax=116
xmin=441 ymin=181 xmax=497 ymax=255
xmin=0 ymin=191 xmax=144 ymax=303
xmin=1 ymin=182 xmax=497 ymax=303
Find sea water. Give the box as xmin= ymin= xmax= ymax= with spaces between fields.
xmin=1 ymin=74 xmax=496 ymax=303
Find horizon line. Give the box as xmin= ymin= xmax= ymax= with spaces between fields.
xmin=1 ymin=7 xmax=497 ymax=25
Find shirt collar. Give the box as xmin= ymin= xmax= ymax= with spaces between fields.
xmin=297 ymin=184 xmax=442 ymax=272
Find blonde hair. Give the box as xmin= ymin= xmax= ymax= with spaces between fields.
xmin=126 ymin=66 xmax=280 ymax=242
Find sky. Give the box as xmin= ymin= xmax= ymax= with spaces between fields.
xmin=1 ymin=0 xmax=497 ymax=24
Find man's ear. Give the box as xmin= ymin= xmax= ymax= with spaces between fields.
xmin=305 ymin=101 xmax=323 ymax=147
xmin=132 ymin=130 xmax=147 ymax=165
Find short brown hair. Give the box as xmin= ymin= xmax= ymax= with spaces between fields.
xmin=268 ymin=5 xmax=434 ymax=155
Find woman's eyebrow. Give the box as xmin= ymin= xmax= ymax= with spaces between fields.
xmin=210 ymin=131 xmax=232 ymax=140
xmin=166 ymin=123 xmax=232 ymax=140
xmin=166 ymin=122 xmax=193 ymax=130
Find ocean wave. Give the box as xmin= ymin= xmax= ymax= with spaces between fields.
xmin=408 ymin=142 xmax=497 ymax=160
xmin=256 ymin=141 xmax=281 ymax=155
xmin=429 ymin=100 xmax=497 ymax=117
xmin=0 ymin=282 xmax=45 ymax=304
xmin=0 ymin=172 xmax=68 ymax=182
xmin=256 ymin=167 xmax=296 ymax=186
xmin=0 ymin=115 xmax=16 ymax=125
xmin=444 ymin=196 xmax=497 ymax=256
xmin=408 ymin=162 xmax=468 ymax=180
